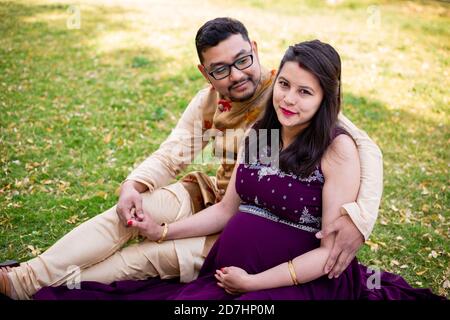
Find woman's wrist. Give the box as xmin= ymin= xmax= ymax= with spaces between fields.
xmin=245 ymin=274 xmax=260 ymax=292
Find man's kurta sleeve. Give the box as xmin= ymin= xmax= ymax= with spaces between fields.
xmin=124 ymin=88 xmax=211 ymax=192
xmin=337 ymin=113 xmax=383 ymax=240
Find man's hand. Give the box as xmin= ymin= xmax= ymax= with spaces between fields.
xmin=315 ymin=214 xmax=364 ymax=279
xmin=128 ymin=214 xmax=163 ymax=241
xmin=214 ymin=266 xmax=254 ymax=295
xmin=116 ymin=180 xmax=146 ymax=227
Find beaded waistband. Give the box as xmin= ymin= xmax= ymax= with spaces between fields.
xmin=238 ymin=204 xmax=320 ymax=233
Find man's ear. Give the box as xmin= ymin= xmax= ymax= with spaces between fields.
xmin=198 ymin=64 xmax=211 ymax=83
xmin=251 ymin=40 xmax=259 ymax=59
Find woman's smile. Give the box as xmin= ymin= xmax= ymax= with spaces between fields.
xmin=279 ymin=106 xmax=298 ymax=117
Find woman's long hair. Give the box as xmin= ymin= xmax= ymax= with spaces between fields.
xmin=245 ymin=40 xmax=345 ymax=177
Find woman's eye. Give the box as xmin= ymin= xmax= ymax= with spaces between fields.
xmin=279 ymin=81 xmax=288 ymax=87
xmin=299 ymin=89 xmax=311 ymax=95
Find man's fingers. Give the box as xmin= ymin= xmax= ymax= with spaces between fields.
xmin=117 ymin=206 xmax=132 ymax=226
xmin=133 ymin=198 xmax=145 ymax=221
xmin=331 ymin=251 xmax=355 ymax=278
xmin=324 ymin=245 xmax=341 ymax=275
xmin=329 ymin=251 xmax=349 ymax=278
xmin=315 ymin=220 xmax=339 ymax=239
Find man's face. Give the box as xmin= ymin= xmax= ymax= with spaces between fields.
xmin=198 ymin=34 xmax=261 ymax=102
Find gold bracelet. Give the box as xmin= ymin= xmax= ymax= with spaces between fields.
xmin=156 ymin=222 xmax=168 ymax=243
xmin=288 ymin=260 xmax=299 ymax=285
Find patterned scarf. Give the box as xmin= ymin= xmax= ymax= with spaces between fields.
xmin=212 ymin=68 xmax=276 ymax=191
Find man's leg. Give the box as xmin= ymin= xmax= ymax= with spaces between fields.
xmin=78 ymin=182 xmax=209 ymax=284
xmin=6 ymin=182 xmax=212 ymax=299
xmin=7 ymin=204 xmax=138 ymax=299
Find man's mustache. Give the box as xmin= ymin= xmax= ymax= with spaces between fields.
xmin=229 ymin=77 xmax=252 ymax=90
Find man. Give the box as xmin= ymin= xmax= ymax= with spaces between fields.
xmin=0 ymin=17 xmax=382 ymax=300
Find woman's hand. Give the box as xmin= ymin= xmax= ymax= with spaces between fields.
xmin=215 ymin=266 xmax=255 ymax=295
xmin=129 ymin=213 xmax=164 ymax=241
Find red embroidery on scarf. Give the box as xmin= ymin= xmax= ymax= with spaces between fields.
xmin=218 ymin=99 xmax=232 ymax=112
xmin=204 ymin=120 xmax=212 ymax=129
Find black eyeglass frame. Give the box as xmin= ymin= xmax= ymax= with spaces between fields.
xmin=205 ymin=53 xmax=254 ymax=80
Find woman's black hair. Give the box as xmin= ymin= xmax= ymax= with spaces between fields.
xmin=246 ymin=40 xmax=347 ymax=177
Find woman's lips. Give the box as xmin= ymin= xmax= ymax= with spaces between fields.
xmin=280 ymin=106 xmax=298 ymax=117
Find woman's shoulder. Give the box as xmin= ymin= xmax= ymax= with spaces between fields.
xmin=321 ymin=131 xmax=359 ymax=176
xmin=330 ymin=132 xmax=357 ymax=154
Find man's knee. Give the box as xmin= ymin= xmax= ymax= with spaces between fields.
xmin=142 ymin=182 xmax=192 ymax=224
xmin=140 ymin=240 xmax=180 ymax=279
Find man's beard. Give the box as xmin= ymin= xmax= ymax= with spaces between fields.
xmin=228 ymin=75 xmax=261 ymax=102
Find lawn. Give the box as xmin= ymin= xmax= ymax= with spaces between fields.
xmin=0 ymin=0 xmax=449 ymax=298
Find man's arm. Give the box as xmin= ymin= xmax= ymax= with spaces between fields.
xmin=124 ymin=87 xmax=214 ymax=193
xmin=314 ymin=113 xmax=383 ymax=278
xmin=116 ymin=87 xmax=215 ymax=226
xmin=337 ymin=113 xmax=383 ymax=240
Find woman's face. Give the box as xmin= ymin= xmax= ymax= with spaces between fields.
xmin=273 ymin=61 xmax=324 ymax=132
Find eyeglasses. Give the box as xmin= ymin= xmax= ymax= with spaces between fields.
xmin=206 ymin=54 xmax=254 ymax=80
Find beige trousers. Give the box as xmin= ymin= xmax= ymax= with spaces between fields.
xmin=8 ymin=182 xmax=213 ymax=300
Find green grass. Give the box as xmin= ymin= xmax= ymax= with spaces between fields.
xmin=0 ymin=0 xmax=449 ymax=298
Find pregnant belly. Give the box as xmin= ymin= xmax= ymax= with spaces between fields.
xmin=212 ymin=211 xmax=320 ymax=274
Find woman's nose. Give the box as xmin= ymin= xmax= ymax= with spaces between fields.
xmin=283 ymin=91 xmax=296 ymax=105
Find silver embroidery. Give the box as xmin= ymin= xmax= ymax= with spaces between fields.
xmin=299 ymin=207 xmax=322 ymax=228
xmin=239 ymin=204 xmax=320 ymax=233
xmin=245 ymin=163 xmax=324 ymax=183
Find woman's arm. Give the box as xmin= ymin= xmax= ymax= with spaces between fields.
xmin=216 ymin=135 xmax=360 ymax=293
xmin=130 ymin=157 xmax=242 ymax=241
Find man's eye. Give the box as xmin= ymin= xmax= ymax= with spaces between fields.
xmin=236 ymin=56 xmax=250 ymax=66
xmin=213 ymin=67 xmax=228 ymax=75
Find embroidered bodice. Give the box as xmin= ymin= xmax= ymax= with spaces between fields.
xmin=235 ymin=161 xmax=324 ymax=233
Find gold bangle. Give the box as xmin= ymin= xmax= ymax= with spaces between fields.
xmin=156 ymin=222 xmax=168 ymax=243
xmin=288 ymin=260 xmax=299 ymax=285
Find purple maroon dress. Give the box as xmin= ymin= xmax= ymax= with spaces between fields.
xmin=34 ymin=159 xmax=444 ymax=300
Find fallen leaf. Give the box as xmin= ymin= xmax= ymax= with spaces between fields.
xmin=365 ymin=240 xmax=379 ymax=252
xmin=65 ymin=215 xmax=79 ymax=224
xmin=416 ymin=270 xmax=427 ymax=276
xmin=443 ymin=280 xmax=450 ymax=289
xmin=390 ymin=259 xmax=400 ymax=266
xmin=103 ymin=132 xmax=113 ymax=144
xmin=27 ymin=245 xmax=41 ymax=256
